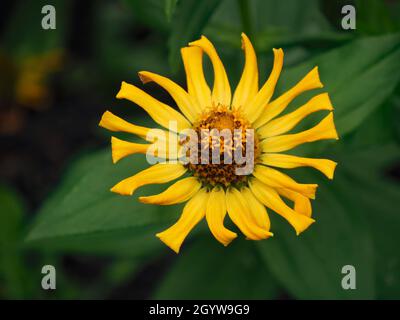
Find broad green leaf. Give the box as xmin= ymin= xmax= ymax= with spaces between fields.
xmin=168 ymin=0 xmax=221 ymax=72
xmin=25 ymin=149 xmax=183 ymax=257
xmin=336 ymin=143 xmax=400 ymax=298
xmin=257 ymin=168 xmax=375 ymax=299
xmin=252 ymin=0 xmax=331 ymax=35
xmin=27 ymin=226 xmax=165 ymax=258
xmin=354 ymin=179 xmax=400 ymax=299
xmin=257 ymin=142 xmax=400 ymax=299
xmin=155 ymin=237 xmax=281 ymax=299
xmin=0 ymin=185 xmax=90 ymax=299
xmin=342 ymin=102 xmax=396 ymax=151
xmin=252 ymin=0 xmax=348 ymax=51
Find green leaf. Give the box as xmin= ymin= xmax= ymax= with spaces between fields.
xmin=357 ymin=179 xmax=400 ymax=299
xmin=168 ymin=0 xmax=221 ymax=72
xmin=278 ymin=33 xmax=400 ymax=139
xmin=155 ymin=237 xmax=281 ymax=299
xmin=256 ymin=141 xmax=400 ymax=299
xmin=342 ymin=102 xmax=396 ymax=151
xmin=165 ymin=0 xmax=178 ymax=22
xmin=0 ymin=185 xmax=90 ymax=299
xmin=257 ymin=169 xmax=375 ymax=299
xmin=253 ymin=0 xmax=348 ymax=51
xmin=336 ymin=143 xmax=400 ymax=298
xmin=25 ymin=149 xmax=182 ymax=257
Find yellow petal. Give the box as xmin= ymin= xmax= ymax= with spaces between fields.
xmin=277 ymin=188 xmax=312 ymax=217
xmin=189 ymin=36 xmax=231 ymax=107
xmin=232 ymin=33 xmax=259 ymax=110
xmin=260 ymin=112 xmax=339 ymax=153
xmin=206 ymin=187 xmax=237 ymax=246
xmin=244 ymin=48 xmax=284 ymax=123
xmin=181 ymin=46 xmax=212 ymax=109
xmin=99 ymin=111 xmax=150 ymax=140
xmin=138 ymin=71 xmax=201 ymax=123
xmin=110 ymin=163 xmax=186 ymax=196
xmin=116 ymin=81 xmax=191 ymax=131
xmin=252 ymin=165 xmax=318 ymax=199
xmin=258 ymin=93 xmax=333 ymax=138
xmin=156 ymin=188 xmax=208 ymax=253
xmin=254 ymin=66 xmax=323 ymax=128
xmin=145 ymin=129 xmax=183 ymax=161
xmin=226 ymin=188 xmax=272 ymax=240
xmin=111 ymin=136 xmax=150 ymax=163
xmin=259 ymin=153 xmax=337 ymax=179
xmin=249 ymin=178 xmax=315 ymax=235
xmin=139 ymin=177 xmax=202 ymax=205
xmin=99 ymin=113 xmax=170 ymax=146
xmin=241 ymin=187 xmax=271 ymax=230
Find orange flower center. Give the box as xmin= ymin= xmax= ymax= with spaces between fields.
xmin=185 ymin=105 xmax=260 ymax=188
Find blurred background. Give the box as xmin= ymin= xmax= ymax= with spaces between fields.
xmin=0 ymin=0 xmax=400 ymax=299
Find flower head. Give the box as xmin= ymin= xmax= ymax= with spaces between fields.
xmin=99 ymin=33 xmax=338 ymax=253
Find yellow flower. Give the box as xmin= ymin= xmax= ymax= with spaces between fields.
xmin=99 ymin=33 xmax=339 ymax=253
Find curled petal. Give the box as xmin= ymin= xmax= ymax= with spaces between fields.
xmin=156 ymin=188 xmax=208 ymax=253
xmin=254 ymin=66 xmax=323 ymax=128
xmin=99 ymin=111 xmax=150 ymax=140
xmin=189 ymin=36 xmax=231 ymax=107
xmin=260 ymin=153 xmax=337 ymax=179
xmin=226 ymin=188 xmax=272 ymax=240
xmin=181 ymin=46 xmax=212 ymax=109
xmin=277 ymin=188 xmax=312 ymax=217
xmin=260 ymin=112 xmax=339 ymax=153
xmin=139 ymin=177 xmax=202 ymax=205
xmin=110 ymin=163 xmax=186 ymax=196
xmin=232 ymin=33 xmax=259 ymax=111
xmin=258 ymin=93 xmax=333 ymax=138
xmin=116 ymin=81 xmax=191 ymax=131
xmin=206 ymin=187 xmax=237 ymax=246
xmin=252 ymin=165 xmax=318 ymax=199
xmin=111 ymin=137 xmax=150 ymax=163
xmin=241 ymin=187 xmax=271 ymax=230
xmin=249 ymin=178 xmax=315 ymax=235
xmin=244 ymin=48 xmax=284 ymax=123
xmin=138 ymin=71 xmax=201 ymax=123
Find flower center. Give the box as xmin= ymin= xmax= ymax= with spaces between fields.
xmin=185 ymin=105 xmax=259 ymax=188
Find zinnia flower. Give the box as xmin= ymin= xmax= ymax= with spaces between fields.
xmin=99 ymin=33 xmax=338 ymax=253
